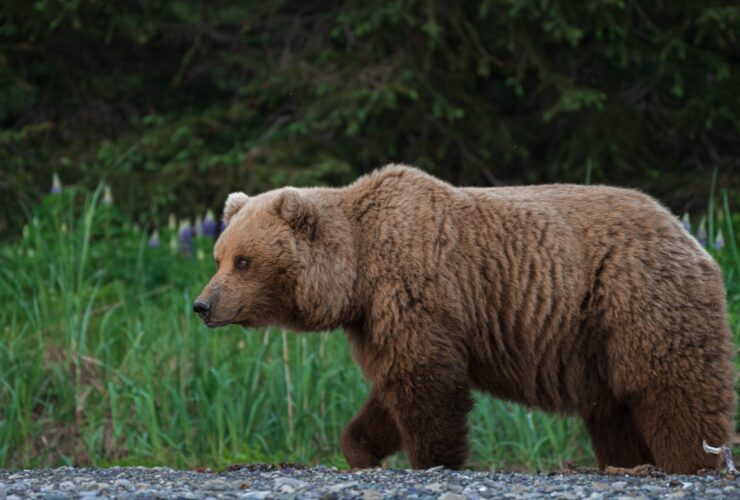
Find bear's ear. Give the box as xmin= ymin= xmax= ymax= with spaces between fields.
xmin=275 ymin=189 xmax=318 ymax=241
xmin=223 ymin=192 xmax=249 ymax=226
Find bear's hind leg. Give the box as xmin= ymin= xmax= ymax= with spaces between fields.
xmin=340 ymin=388 xmax=402 ymax=469
xmin=630 ymin=385 xmax=733 ymax=474
xmin=584 ymin=404 xmax=653 ymax=470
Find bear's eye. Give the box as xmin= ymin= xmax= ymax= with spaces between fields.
xmin=234 ymin=256 xmax=251 ymax=270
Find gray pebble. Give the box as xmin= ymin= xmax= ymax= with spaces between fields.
xmin=273 ymin=477 xmax=308 ymax=489
xmin=58 ymin=481 xmax=76 ymax=491
xmin=425 ymin=482 xmax=443 ymax=492
xmin=329 ymin=480 xmax=359 ymax=492
xmin=439 ymin=493 xmax=466 ymax=500
xmin=173 ymin=492 xmax=197 ymax=499
xmin=112 ymin=479 xmax=135 ymax=491
xmin=240 ymin=491 xmax=272 ymax=500
xmin=201 ymin=479 xmax=230 ymax=490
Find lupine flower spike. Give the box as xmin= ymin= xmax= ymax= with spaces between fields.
xmin=148 ymin=229 xmax=160 ymax=248
xmin=201 ymin=209 xmax=218 ymax=238
xmin=681 ymin=213 xmax=691 ymax=232
xmin=103 ymin=184 xmax=114 ymax=205
xmin=696 ymin=220 xmax=708 ymax=247
xmin=51 ymin=173 xmax=62 ymax=194
xmin=168 ymin=214 xmax=177 ymax=232
xmin=179 ymin=220 xmax=194 ymax=256
xmin=714 ymin=230 xmax=725 ymax=251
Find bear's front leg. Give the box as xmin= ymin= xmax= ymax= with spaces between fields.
xmin=340 ymin=388 xmax=402 ymax=468
xmin=382 ymin=369 xmax=474 ymax=469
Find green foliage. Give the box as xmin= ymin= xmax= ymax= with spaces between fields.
xmin=1 ymin=181 xmax=739 ymax=471
xmin=1 ymin=1 xmax=739 ymax=234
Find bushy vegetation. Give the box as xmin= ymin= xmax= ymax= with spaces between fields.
xmin=2 ymin=1 xmax=739 ymax=235
xmin=0 ymin=184 xmax=738 ymax=471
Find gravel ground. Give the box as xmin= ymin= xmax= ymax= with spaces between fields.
xmin=1 ymin=465 xmax=739 ymax=499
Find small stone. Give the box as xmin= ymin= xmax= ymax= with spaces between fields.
xmin=361 ymin=489 xmax=382 ymax=500
xmin=8 ymin=495 xmax=23 ymax=500
xmin=591 ymin=482 xmax=609 ymax=490
xmin=329 ymin=481 xmax=359 ymax=492
xmin=202 ymin=479 xmax=229 ymax=490
xmin=240 ymin=491 xmax=272 ymax=500
xmin=9 ymin=481 xmax=28 ymax=492
xmin=59 ymin=481 xmax=75 ymax=491
xmin=78 ymin=491 xmax=100 ymax=499
xmin=7 ymin=474 xmax=23 ymax=480
xmin=426 ymin=465 xmax=445 ymax=472
xmin=426 ymin=482 xmax=443 ymax=492
xmin=611 ymin=481 xmax=627 ymax=489
xmin=273 ymin=477 xmax=308 ymax=489
xmin=113 ymin=478 xmax=135 ymax=491
xmin=439 ymin=493 xmax=466 ymax=500
xmin=705 ymin=488 xmax=722 ymax=496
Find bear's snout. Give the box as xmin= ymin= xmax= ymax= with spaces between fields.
xmin=192 ymin=299 xmax=212 ymax=320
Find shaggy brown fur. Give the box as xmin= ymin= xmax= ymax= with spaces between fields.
xmin=194 ymin=165 xmax=736 ymax=474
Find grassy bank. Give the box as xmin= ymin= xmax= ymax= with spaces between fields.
xmin=0 ymin=187 xmax=738 ymax=471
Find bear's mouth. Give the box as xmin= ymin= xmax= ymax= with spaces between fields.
xmin=203 ymin=306 xmax=245 ymax=328
xmin=204 ymin=319 xmax=233 ymax=328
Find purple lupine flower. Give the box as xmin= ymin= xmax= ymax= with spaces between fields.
xmin=713 ymin=230 xmax=725 ymax=251
xmin=50 ymin=173 xmax=62 ymax=194
xmin=201 ymin=209 xmax=218 ymax=238
xmin=179 ymin=220 xmax=194 ymax=256
xmin=681 ymin=213 xmax=691 ymax=232
xmin=696 ymin=221 xmax=708 ymax=247
xmin=148 ymin=229 xmax=160 ymax=248
xmin=103 ymin=184 xmax=114 ymax=205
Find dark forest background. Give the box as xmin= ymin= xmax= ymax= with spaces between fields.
xmin=2 ymin=0 xmax=739 ymax=235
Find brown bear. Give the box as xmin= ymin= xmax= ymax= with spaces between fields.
xmin=193 ymin=164 xmax=736 ymax=474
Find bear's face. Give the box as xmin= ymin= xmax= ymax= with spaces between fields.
xmin=193 ymin=188 xmax=356 ymax=331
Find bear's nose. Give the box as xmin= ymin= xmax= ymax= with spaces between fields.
xmin=192 ymin=299 xmax=211 ymax=318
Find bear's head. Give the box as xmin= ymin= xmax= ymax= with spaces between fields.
xmin=193 ymin=187 xmax=357 ymax=331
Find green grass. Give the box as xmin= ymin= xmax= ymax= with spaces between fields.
xmin=0 ymin=186 xmax=738 ymax=472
